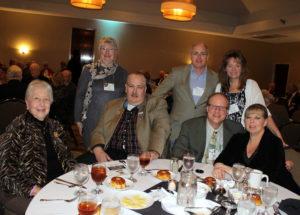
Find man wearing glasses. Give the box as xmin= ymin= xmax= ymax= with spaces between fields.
xmin=172 ymin=93 xmax=244 ymax=163
xmin=153 ymin=42 xmax=218 ymax=155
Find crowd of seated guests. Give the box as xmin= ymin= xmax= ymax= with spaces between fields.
xmin=0 ymin=65 xmax=26 ymax=101
xmin=50 ymin=68 xmax=76 ymax=128
xmin=1 ymin=38 xmax=300 ymax=215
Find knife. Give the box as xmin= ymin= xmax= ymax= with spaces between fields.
xmin=55 ymin=178 xmax=87 ymax=189
xmin=178 ymin=165 xmax=183 ymax=172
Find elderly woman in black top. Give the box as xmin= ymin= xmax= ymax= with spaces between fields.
xmin=0 ymin=80 xmax=75 ymax=215
xmin=213 ymin=104 xmax=300 ymax=194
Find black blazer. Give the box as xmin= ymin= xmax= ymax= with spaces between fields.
xmin=215 ymin=128 xmax=300 ymax=194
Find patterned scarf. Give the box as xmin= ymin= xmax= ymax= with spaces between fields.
xmin=81 ymin=61 xmax=118 ymax=121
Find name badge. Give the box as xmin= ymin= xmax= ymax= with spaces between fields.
xmin=192 ymin=87 xmax=204 ymax=97
xmin=104 ymin=83 xmax=115 ymax=91
xmin=228 ymin=103 xmax=239 ymax=115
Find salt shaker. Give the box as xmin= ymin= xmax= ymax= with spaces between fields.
xmin=170 ymin=157 xmax=179 ymax=174
xmin=168 ymin=179 xmax=176 ymax=191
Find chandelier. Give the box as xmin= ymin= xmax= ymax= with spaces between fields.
xmin=70 ymin=0 xmax=106 ymax=9
xmin=161 ymin=0 xmax=196 ymax=21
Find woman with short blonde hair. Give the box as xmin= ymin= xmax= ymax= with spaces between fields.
xmin=74 ymin=36 xmax=128 ymax=148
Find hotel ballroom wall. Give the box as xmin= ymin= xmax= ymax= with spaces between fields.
xmin=0 ymin=10 xmax=299 ymax=87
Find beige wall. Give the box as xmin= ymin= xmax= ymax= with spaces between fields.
xmin=1 ymin=10 xmax=298 ymax=89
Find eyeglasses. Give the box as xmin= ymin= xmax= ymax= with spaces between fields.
xmin=100 ymin=47 xmax=116 ymax=52
xmin=191 ymin=51 xmax=208 ymax=57
xmin=208 ymin=104 xmax=228 ymax=112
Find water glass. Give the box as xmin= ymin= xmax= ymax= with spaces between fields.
xmin=237 ymin=200 xmax=256 ymax=215
xmin=232 ymin=163 xmax=246 ymax=190
xmin=126 ymin=154 xmax=140 ymax=182
xmin=73 ymin=163 xmax=89 ymax=196
xmin=177 ymin=171 xmax=197 ymax=207
xmin=262 ymin=185 xmax=278 ymax=214
xmin=101 ymin=196 xmax=121 ymax=215
xmin=183 ymin=152 xmax=195 ymax=171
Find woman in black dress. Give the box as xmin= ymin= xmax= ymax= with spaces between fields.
xmin=213 ymin=104 xmax=300 ymax=194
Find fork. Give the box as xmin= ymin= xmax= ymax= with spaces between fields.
xmin=54 ymin=181 xmax=76 ymax=188
xmin=40 ymin=196 xmax=78 ymax=202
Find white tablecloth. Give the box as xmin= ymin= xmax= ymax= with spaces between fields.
xmin=25 ymin=159 xmax=299 ymax=215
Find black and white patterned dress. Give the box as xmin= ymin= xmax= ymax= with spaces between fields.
xmin=225 ymin=88 xmax=246 ymax=123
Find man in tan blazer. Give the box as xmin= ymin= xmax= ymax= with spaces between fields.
xmin=153 ymin=42 xmax=218 ymax=150
xmin=90 ymin=71 xmax=170 ymax=162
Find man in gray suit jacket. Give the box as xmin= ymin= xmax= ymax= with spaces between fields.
xmin=172 ymin=93 xmax=244 ymax=163
xmin=153 ymin=42 xmax=218 ymax=144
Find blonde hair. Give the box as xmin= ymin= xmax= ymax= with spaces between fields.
xmin=98 ymin=37 xmax=118 ymax=50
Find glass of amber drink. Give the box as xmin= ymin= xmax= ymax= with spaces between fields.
xmin=139 ymin=152 xmax=151 ymax=176
xmin=91 ymin=163 xmax=107 ymax=194
xmin=78 ymin=193 xmax=98 ymax=215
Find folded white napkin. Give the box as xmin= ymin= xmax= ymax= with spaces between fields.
xmin=217 ymin=179 xmax=235 ymax=189
xmin=194 ymin=198 xmax=220 ymax=208
xmin=160 ymin=195 xmax=187 ymax=215
xmin=149 ymin=187 xmax=173 ymax=201
xmin=160 ymin=190 xmax=220 ymax=215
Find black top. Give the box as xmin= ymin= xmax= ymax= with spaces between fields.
xmin=0 ymin=80 xmax=26 ymax=101
xmin=215 ymin=128 xmax=300 ymax=195
xmin=27 ymin=113 xmax=64 ymax=182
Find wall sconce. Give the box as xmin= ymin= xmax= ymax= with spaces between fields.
xmin=18 ymin=45 xmax=30 ymax=55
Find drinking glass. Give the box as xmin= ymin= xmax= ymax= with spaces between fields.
xmin=126 ymin=154 xmax=140 ymax=182
xmin=91 ymin=163 xmax=107 ymax=194
xmin=101 ymin=196 xmax=121 ymax=215
xmin=232 ymin=163 xmax=246 ymax=190
xmin=78 ymin=193 xmax=98 ymax=215
xmin=73 ymin=163 xmax=89 ymax=196
xmin=262 ymin=185 xmax=278 ymax=215
xmin=237 ymin=199 xmax=256 ymax=215
xmin=139 ymin=152 xmax=151 ymax=176
xmin=183 ymin=152 xmax=195 ymax=171
xmin=177 ymin=170 xmax=197 ymax=207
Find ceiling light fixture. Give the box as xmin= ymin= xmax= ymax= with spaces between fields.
xmin=70 ymin=0 xmax=106 ymax=9
xmin=161 ymin=0 xmax=196 ymax=21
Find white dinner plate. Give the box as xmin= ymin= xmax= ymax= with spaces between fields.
xmin=104 ymin=177 xmax=134 ymax=191
xmin=118 ymin=190 xmax=154 ymax=210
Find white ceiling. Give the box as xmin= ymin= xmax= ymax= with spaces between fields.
xmin=1 ymin=0 xmax=300 ymax=43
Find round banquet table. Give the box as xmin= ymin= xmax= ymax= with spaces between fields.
xmin=26 ymin=159 xmax=299 ymax=215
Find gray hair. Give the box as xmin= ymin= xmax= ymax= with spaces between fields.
xmin=25 ymin=80 xmax=53 ymax=103
xmin=6 ymin=65 xmax=22 ymax=81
